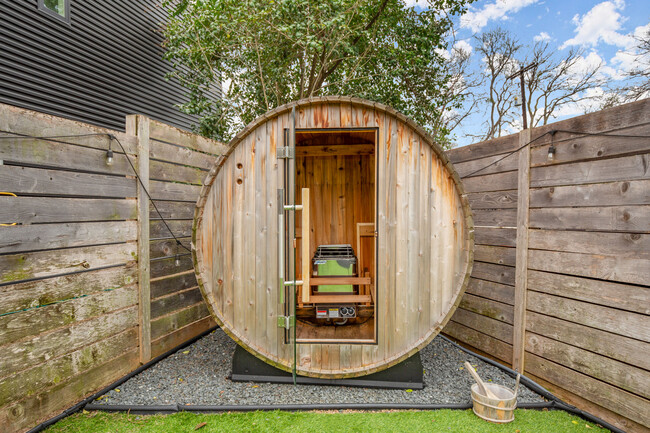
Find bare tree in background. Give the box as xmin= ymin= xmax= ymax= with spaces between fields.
xmin=469 ymin=28 xmax=602 ymax=140
xmin=522 ymin=42 xmax=602 ymax=127
xmin=602 ymin=27 xmax=650 ymax=108
xmin=473 ymin=27 xmax=521 ymax=140
xmin=433 ymin=42 xmax=483 ymax=147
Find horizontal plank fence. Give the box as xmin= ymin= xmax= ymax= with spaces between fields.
xmin=2 ymin=99 xmax=649 ymax=432
xmin=444 ymin=98 xmax=650 ymax=433
xmin=0 ymin=104 xmax=221 ymax=433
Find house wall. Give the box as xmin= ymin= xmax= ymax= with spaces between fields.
xmin=444 ymin=98 xmax=650 ymax=433
xmin=0 ymin=103 xmax=222 ymax=433
xmin=0 ymin=0 xmax=220 ymax=132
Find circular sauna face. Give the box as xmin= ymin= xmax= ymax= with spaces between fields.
xmin=193 ymin=97 xmax=473 ymax=378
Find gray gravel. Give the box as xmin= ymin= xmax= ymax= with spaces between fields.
xmin=97 ymin=329 xmax=543 ymax=406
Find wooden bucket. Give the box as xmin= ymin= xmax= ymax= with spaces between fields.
xmin=470 ymin=382 xmax=518 ymax=423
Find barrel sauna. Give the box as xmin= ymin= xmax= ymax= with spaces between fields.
xmin=193 ymin=96 xmax=473 ymax=378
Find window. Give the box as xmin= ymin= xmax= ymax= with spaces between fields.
xmin=38 ymin=0 xmax=70 ymax=24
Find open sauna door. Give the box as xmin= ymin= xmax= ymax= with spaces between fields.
xmin=294 ymin=127 xmax=377 ymax=344
xmin=279 ymin=107 xmax=297 ymax=381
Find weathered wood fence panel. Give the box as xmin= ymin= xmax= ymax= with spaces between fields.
xmin=134 ymin=118 xmax=224 ymax=360
xmin=445 ymin=132 xmax=519 ymax=366
xmin=445 ymin=99 xmax=650 ymax=433
xmin=0 ymin=104 xmax=223 ymax=433
xmin=0 ymin=104 xmax=140 ymax=432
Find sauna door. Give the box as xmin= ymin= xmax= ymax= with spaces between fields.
xmin=279 ymin=107 xmax=297 ymax=380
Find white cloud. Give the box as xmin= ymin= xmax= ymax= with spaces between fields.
xmin=460 ymin=0 xmax=538 ymax=33
xmin=453 ymin=39 xmax=473 ymax=54
xmin=610 ymin=22 xmax=650 ymax=76
xmin=569 ymin=52 xmax=622 ymax=82
xmin=553 ymin=87 xmax=609 ymax=117
xmin=561 ymin=0 xmax=634 ymax=49
xmin=533 ymin=32 xmax=551 ymax=42
xmin=435 ymin=47 xmax=451 ymax=60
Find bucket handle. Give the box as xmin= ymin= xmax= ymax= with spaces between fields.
xmin=513 ymin=373 xmax=521 ymax=398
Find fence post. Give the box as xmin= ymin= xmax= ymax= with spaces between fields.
xmin=512 ymin=128 xmax=531 ymax=372
xmin=127 ymin=114 xmax=151 ymax=364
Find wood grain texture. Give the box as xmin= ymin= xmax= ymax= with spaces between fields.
xmin=526 ymin=311 xmax=650 ymax=371
xmin=0 ymin=285 xmax=137 ymax=347
xmin=0 ymin=221 xmax=137 ymax=254
xmin=0 ymin=196 xmax=136 ymax=224
xmin=525 ymin=352 xmax=650 ymax=428
xmin=148 ymin=119 xmax=226 ymax=156
xmin=529 ymin=205 xmax=650 ymax=232
xmin=0 ymin=328 xmax=137 ymax=407
xmin=149 ymin=139 xmax=216 ymax=170
xmin=0 ymin=164 xmax=136 ymax=197
xmin=445 ymin=100 xmax=650 ymax=432
xmin=530 ymin=153 xmax=650 ymax=187
xmin=0 ymin=349 xmax=139 ymax=433
xmin=530 ymin=180 xmax=650 ymax=208
xmin=134 ymin=114 xmax=151 ymax=364
xmin=512 ymin=129 xmax=530 ymax=371
xmin=0 ymin=243 xmax=136 ymax=284
xmin=0 ymin=135 xmax=136 ymax=176
xmin=527 ymin=290 xmax=650 ymax=342
xmin=0 ymin=265 xmax=137 ymax=315
xmin=0 ymin=307 xmax=137 ymax=379
xmin=193 ymin=97 xmax=473 ymax=378
xmin=0 ymin=103 xmax=137 ymax=154
xmin=525 ymin=331 xmax=649 ymax=399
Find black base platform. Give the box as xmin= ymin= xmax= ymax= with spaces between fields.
xmin=230 ymin=345 xmax=424 ymax=389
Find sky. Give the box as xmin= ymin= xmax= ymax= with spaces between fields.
xmin=414 ymin=0 xmax=650 ymax=147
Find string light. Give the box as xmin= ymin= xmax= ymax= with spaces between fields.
xmin=547 ymin=144 xmax=556 ymax=161
xmin=106 ymin=141 xmax=114 ymax=166
xmin=547 ymin=130 xmax=557 ymax=162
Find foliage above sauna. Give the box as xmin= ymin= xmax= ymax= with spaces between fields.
xmin=162 ymin=0 xmax=475 ymax=145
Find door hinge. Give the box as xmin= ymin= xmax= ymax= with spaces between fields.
xmin=277 ymin=146 xmax=294 ymax=159
xmin=277 ymin=315 xmax=295 ymax=329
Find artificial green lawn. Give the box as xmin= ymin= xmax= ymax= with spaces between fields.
xmin=45 ymin=409 xmax=608 ymax=433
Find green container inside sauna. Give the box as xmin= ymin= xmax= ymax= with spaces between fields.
xmin=312 ymin=245 xmax=356 ymax=293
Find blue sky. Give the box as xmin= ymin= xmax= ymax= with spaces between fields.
xmin=418 ymin=0 xmax=650 ymax=146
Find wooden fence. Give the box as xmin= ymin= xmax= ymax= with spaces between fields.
xmin=444 ymin=99 xmax=650 ymax=432
xmin=0 ymin=104 xmax=222 ymax=433
xmin=1 ymin=100 xmax=648 ymax=432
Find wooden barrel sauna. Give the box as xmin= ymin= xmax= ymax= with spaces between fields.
xmin=193 ymin=96 xmax=473 ymax=378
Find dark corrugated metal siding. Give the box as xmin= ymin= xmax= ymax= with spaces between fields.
xmin=0 ymin=0 xmax=220 ymax=132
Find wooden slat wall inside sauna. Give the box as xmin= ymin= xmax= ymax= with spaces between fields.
xmin=0 ymin=104 xmax=140 ymax=432
xmin=147 ymin=120 xmax=225 ymax=358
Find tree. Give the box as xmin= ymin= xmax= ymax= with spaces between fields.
xmin=470 ymin=27 xmax=602 ymax=140
xmin=601 ymin=26 xmax=650 ymax=107
xmin=473 ymin=27 xmax=521 ymax=140
xmin=521 ymin=42 xmax=602 ymax=127
xmin=162 ymin=0 xmax=475 ymax=144
xmin=433 ymin=41 xmax=483 ymax=147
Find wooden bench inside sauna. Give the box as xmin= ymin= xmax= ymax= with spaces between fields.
xmin=193 ymin=97 xmax=473 ymax=379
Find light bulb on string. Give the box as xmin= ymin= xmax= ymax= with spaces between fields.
xmin=106 ymin=141 xmax=114 ymax=166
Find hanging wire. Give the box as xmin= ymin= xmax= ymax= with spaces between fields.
xmin=109 ymin=134 xmax=192 ymax=253
xmin=461 ymin=129 xmax=649 ymax=178
xmin=0 ymin=129 xmax=191 ymax=253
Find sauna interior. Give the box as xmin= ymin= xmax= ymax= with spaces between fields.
xmin=295 ymin=128 xmax=376 ymax=343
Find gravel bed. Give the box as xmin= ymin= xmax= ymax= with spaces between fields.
xmin=97 ymin=329 xmax=543 ymax=406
